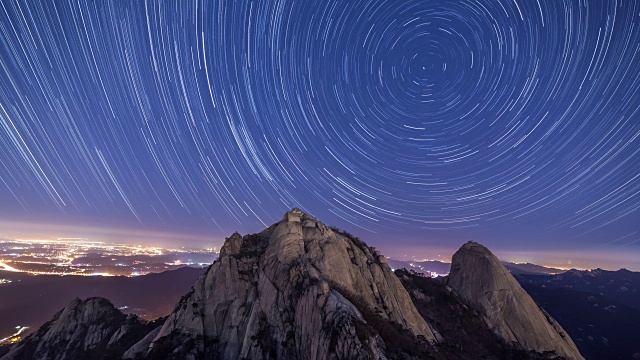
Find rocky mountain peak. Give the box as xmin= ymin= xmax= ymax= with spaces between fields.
xmin=126 ymin=209 xmax=436 ymax=359
xmin=457 ymin=240 xmax=492 ymax=257
xmin=1 ymin=297 xmax=160 ymax=360
xmin=447 ymin=241 xmax=584 ymax=360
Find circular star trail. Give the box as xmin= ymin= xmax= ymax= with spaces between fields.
xmin=0 ymin=0 xmax=639 ymax=248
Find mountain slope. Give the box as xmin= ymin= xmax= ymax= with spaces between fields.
xmin=447 ymin=241 xmax=583 ymax=360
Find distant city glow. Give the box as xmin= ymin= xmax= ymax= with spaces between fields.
xmin=0 ymin=326 xmax=28 ymax=345
xmin=0 ymin=238 xmax=218 ymax=277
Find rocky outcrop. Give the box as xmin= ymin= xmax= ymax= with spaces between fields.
xmin=446 ymin=241 xmax=584 ymax=360
xmin=0 ymin=297 xmax=162 ymax=360
xmin=127 ymin=208 xmax=436 ymax=359
xmin=398 ymin=269 xmax=580 ymax=359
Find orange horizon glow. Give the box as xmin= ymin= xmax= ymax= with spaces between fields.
xmin=1 ymin=220 xmax=639 ymax=272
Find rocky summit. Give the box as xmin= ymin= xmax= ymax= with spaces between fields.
xmin=1 ymin=297 xmax=162 ymax=360
xmin=1 ymin=210 xmax=585 ymax=360
xmin=127 ymin=208 xmax=436 ymax=359
xmin=447 ymin=241 xmax=584 ymax=360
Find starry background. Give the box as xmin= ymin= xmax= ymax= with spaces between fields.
xmin=0 ymin=0 xmax=639 ymax=268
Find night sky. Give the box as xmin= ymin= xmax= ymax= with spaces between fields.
xmin=0 ymin=1 xmax=639 ymax=268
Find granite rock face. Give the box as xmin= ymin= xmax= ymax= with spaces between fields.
xmin=446 ymin=241 xmax=584 ymax=360
xmin=0 ymin=297 xmax=159 ymax=360
xmin=127 ymin=208 xmax=436 ymax=359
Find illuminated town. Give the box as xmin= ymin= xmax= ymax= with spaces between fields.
xmin=0 ymin=326 xmax=28 ymax=346
xmin=0 ymin=238 xmax=218 ymax=277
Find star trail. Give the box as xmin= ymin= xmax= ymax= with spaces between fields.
xmin=0 ymin=0 xmax=639 ymax=260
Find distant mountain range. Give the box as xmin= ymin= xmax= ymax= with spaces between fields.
xmin=387 ymin=258 xmax=566 ymax=276
xmin=517 ymin=269 xmax=640 ymax=360
xmin=520 ymin=268 xmax=640 ymax=311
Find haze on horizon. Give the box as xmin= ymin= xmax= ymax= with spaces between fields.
xmin=0 ymin=0 xmax=638 ymax=270
xmin=1 ymin=218 xmax=639 ymax=272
